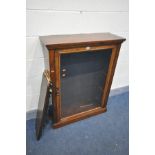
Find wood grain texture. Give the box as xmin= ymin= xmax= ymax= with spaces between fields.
xmin=57 ymin=45 xmax=115 ymax=54
xmin=49 ymin=50 xmax=57 ymax=123
xmin=102 ymin=45 xmax=121 ymax=107
xmin=40 ymin=33 xmax=125 ymax=49
xmin=40 ymin=33 xmax=125 ymax=129
xmin=53 ymin=107 xmax=107 ymax=128
xmin=35 ymin=71 xmax=50 ymax=140
xmin=54 ymin=52 xmax=61 ymax=122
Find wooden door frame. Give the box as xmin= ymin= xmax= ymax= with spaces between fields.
xmin=52 ymin=44 xmax=121 ymax=128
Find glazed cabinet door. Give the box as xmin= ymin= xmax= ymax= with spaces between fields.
xmin=57 ymin=48 xmax=113 ymax=118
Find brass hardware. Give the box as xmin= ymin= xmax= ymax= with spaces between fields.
xmin=86 ymin=46 xmax=91 ymax=50
xmin=49 ymin=81 xmax=53 ymax=94
xmin=50 ymin=82 xmax=59 ymax=95
xmin=43 ymin=70 xmax=51 ymax=84
xmin=51 ymin=70 xmax=54 ymax=73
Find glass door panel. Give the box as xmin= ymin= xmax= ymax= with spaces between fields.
xmin=60 ymin=49 xmax=112 ymax=118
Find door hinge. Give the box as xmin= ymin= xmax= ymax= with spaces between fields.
xmin=49 ymin=82 xmax=60 ymax=96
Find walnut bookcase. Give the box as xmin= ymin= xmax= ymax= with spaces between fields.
xmin=36 ymin=33 xmax=126 ymax=140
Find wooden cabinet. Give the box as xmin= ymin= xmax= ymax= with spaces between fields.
xmin=36 ymin=33 xmax=125 ymax=140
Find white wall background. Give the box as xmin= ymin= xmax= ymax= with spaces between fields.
xmin=26 ymin=0 xmax=129 ymax=112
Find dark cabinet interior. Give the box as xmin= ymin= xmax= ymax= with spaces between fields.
xmin=60 ymin=49 xmax=112 ymax=118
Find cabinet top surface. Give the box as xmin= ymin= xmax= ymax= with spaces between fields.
xmin=40 ymin=33 xmax=126 ymax=49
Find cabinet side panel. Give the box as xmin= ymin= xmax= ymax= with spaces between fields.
xmin=101 ymin=44 xmax=121 ymax=107
xmin=49 ymin=50 xmax=58 ymax=122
